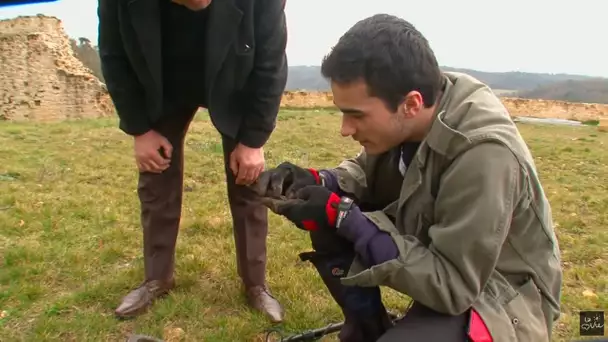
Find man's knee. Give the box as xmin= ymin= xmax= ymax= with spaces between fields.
xmin=137 ymin=166 xmax=184 ymax=203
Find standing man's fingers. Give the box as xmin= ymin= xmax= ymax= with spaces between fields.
xmin=247 ymin=164 xmax=264 ymax=185
xmin=145 ymin=160 xmax=162 ymax=173
xmin=144 ymin=156 xmax=159 ymax=172
xmin=150 ymin=150 xmax=169 ymax=168
xmin=251 ymin=165 xmax=264 ymax=184
xmin=230 ymin=150 xmax=239 ymax=177
xmin=244 ymin=166 xmax=257 ymax=185
xmin=253 ymin=165 xmax=264 ymax=181
xmin=159 ymin=138 xmax=173 ymax=159
xmin=237 ymin=164 xmax=257 ymax=185
xmin=236 ymin=164 xmax=251 ymax=185
xmin=140 ymin=161 xmax=153 ymax=173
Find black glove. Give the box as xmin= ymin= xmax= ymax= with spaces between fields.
xmin=249 ymin=161 xmax=322 ymax=199
xmin=269 ymin=185 xmax=342 ymax=231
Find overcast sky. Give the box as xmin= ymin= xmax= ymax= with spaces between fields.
xmin=1 ymin=0 xmax=606 ymax=77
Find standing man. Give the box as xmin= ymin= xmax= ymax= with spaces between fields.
xmin=253 ymin=14 xmax=562 ymax=341
xmin=97 ymin=0 xmax=287 ymax=323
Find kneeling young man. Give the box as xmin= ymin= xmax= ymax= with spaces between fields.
xmin=252 ymin=14 xmax=562 ymax=342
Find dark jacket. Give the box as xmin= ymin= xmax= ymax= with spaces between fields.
xmin=97 ymin=0 xmax=288 ymax=148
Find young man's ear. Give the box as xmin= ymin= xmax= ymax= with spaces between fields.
xmin=401 ymin=90 xmax=424 ymax=118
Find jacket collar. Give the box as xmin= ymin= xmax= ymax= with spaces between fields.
xmin=420 ymin=73 xmax=471 ymax=162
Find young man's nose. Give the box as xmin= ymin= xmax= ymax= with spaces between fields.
xmin=340 ymin=119 xmax=356 ymax=137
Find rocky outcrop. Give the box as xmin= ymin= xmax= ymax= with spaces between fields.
xmin=281 ymin=90 xmax=336 ymax=109
xmin=0 ymin=15 xmax=114 ymax=121
xmin=501 ymin=97 xmax=608 ymax=122
xmin=279 ymin=91 xmax=608 ymax=122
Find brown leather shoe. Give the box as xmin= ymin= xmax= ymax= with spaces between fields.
xmin=246 ymin=285 xmax=284 ymax=323
xmin=115 ymin=279 xmax=175 ymax=319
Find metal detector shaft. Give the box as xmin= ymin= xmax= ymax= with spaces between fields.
xmin=278 ymin=321 xmax=344 ymax=341
xmin=272 ymin=313 xmax=401 ymax=342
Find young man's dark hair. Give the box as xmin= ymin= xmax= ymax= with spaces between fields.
xmin=321 ymin=14 xmax=444 ymax=111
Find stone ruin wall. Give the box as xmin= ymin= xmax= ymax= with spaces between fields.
xmin=0 ymin=15 xmax=114 ymax=121
xmin=280 ymin=91 xmax=608 ymax=125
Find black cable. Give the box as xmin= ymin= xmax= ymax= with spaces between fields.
xmin=265 ymin=311 xmax=404 ymax=342
xmin=264 ymin=321 xmax=344 ymax=342
xmin=264 ymin=327 xmax=286 ymax=341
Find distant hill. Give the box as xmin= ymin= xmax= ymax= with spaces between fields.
xmin=516 ymin=78 xmax=608 ymax=104
xmin=440 ymin=67 xmax=596 ymax=92
xmin=286 ymin=66 xmax=332 ymax=91
xmin=287 ymin=65 xmax=608 ymax=104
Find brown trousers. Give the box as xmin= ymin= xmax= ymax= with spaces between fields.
xmin=137 ymin=106 xmax=268 ymax=288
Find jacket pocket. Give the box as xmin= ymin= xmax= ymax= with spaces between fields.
xmin=500 ymin=277 xmax=549 ymax=341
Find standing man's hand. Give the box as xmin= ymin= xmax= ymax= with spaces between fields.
xmin=230 ymin=143 xmax=265 ymax=185
xmin=134 ymin=130 xmax=173 ymax=173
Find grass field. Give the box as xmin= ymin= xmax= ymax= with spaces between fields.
xmin=1 ymin=109 xmax=606 ymax=341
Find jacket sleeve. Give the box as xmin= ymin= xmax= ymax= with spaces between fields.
xmin=322 ymin=147 xmax=369 ymax=202
xmin=237 ymin=0 xmax=288 ymax=148
xmin=340 ymin=142 xmax=525 ymax=315
xmin=97 ymin=0 xmax=151 ymax=136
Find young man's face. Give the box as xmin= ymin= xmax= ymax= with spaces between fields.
xmin=171 ymin=0 xmax=212 ymax=11
xmin=331 ymin=79 xmax=426 ymax=155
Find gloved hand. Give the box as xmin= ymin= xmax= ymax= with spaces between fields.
xmin=249 ymin=161 xmax=322 ymax=199
xmin=264 ymin=185 xmax=341 ymax=231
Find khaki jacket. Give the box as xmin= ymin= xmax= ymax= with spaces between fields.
xmin=330 ymin=72 xmax=563 ymax=341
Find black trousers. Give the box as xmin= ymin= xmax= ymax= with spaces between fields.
xmin=378 ymin=301 xmax=470 ymax=342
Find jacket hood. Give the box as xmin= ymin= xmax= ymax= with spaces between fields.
xmin=424 ymin=71 xmax=525 ymax=160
